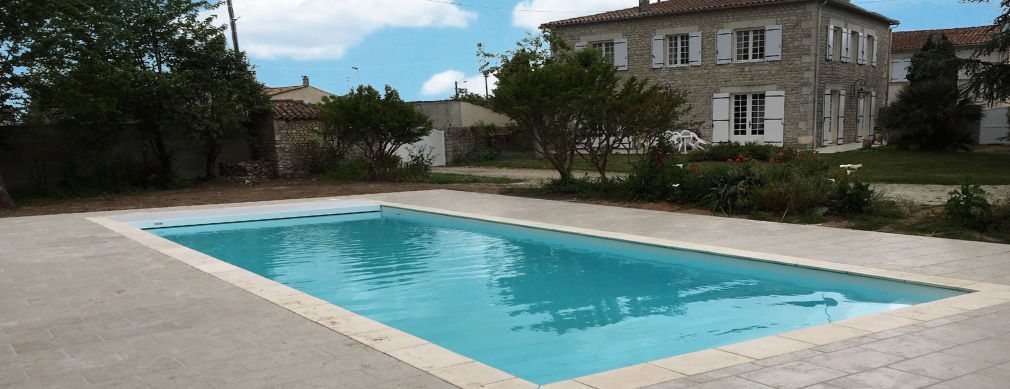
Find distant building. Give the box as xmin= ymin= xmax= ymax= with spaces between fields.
xmin=888 ymin=26 xmax=1001 ymax=102
xmin=264 ymin=76 xmax=335 ymax=104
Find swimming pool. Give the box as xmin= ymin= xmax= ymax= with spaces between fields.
xmin=145 ymin=206 xmax=963 ymax=384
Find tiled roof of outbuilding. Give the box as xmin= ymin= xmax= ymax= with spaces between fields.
xmin=271 ymin=100 xmax=321 ymax=121
xmin=891 ymin=26 xmax=997 ymax=51
xmin=542 ymin=0 xmax=897 ymax=27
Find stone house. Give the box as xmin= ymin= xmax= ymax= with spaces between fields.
xmin=252 ymin=99 xmax=326 ymax=178
xmin=265 ymin=76 xmax=335 ymax=104
xmin=545 ymin=0 xmax=897 ymax=148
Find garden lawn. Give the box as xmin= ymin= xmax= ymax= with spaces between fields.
xmin=459 ymin=148 xmax=1010 ymax=185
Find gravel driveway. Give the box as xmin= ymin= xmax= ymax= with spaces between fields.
xmin=434 ymin=166 xmax=1010 ymax=206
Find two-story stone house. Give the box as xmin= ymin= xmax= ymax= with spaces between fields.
xmin=544 ymin=0 xmax=898 ymax=148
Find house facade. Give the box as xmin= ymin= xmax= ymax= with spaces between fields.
xmin=545 ymin=0 xmax=897 ymax=148
xmin=265 ymin=76 xmax=335 ymax=104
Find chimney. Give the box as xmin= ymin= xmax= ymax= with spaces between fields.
xmin=301 ymin=76 xmax=310 ymax=86
xmin=639 ymin=0 xmax=649 ymax=12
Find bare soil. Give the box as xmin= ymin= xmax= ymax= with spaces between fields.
xmin=0 ymin=179 xmax=503 ymax=219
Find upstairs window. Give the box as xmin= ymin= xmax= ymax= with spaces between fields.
xmin=735 ymin=29 xmax=765 ymax=62
xmin=591 ymin=41 xmax=615 ymax=65
xmin=667 ymin=34 xmax=690 ymax=66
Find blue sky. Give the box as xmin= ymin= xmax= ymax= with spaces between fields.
xmin=217 ymin=0 xmax=1003 ymax=102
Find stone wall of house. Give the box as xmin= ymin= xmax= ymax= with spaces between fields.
xmin=817 ymin=4 xmax=893 ymax=145
xmin=444 ymin=127 xmax=484 ymax=164
xmin=552 ymin=1 xmax=892 ymax=149
xmin=272 ymin=119 xmax=326 ymax=177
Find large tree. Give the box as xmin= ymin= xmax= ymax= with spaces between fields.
xmin=318 ymin=85 xmax=432 ymax=179
xmin=962 ymin=0 xmax=1010 ymax=105
xmin=879 ymin=35 xmax=981 ymax=150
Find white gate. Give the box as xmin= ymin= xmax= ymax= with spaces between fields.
xmin=395 ymin=129 xmax=446 ymax=166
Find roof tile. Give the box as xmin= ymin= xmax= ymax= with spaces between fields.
xmin=271 ymin=100 xmax=321 ymax=121
xmin=891 ymin=25 xmax=997 ymax=51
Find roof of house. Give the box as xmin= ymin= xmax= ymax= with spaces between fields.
xmin=891 ymin=25 xmax=997 ymax=51
xmin=271 ymin=100 xmax=321 ymax=121
xmin=264 ymin=85 xmax=308 ymax=96
xmin=542 ymin=0 xmax=897 ymax=28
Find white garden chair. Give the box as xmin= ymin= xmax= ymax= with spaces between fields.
xmin=668 ymin=130 xmax=709 ymax=153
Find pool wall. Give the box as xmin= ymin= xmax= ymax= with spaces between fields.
xmin=88 ymin=199 xmax=1010 ymax=389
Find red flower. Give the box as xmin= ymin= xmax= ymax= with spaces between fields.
xmin=691 ymin=166 xmax=698 ymax=171
xmin=738 ymin=154 xmax=745 ymax=159
xmin=727 ymin=158 xmax=734 ymax=162
xmin=769 ymin=158 xmax=774 ymax=163
xmin=735 ymin=158 xmax=742 ymax=162
xmin=791 ymin=152 xmax=797 ymax=157
xmin=776 ymin=159 xmax=781 ymax=163
xmin=698 ymin=174 xmax=704 ymax=178
xmin=812 ymin=153 xmax=817 ymax=158
xmin=778 ymin=151 xmax=784 ymax=157
xmin=751 ymin=159 xmax=758 ymax=164
xmin=663 ymin=153 xmax=669 ymax=158
xmin=657 ymin=162 xmax=663 ymax=167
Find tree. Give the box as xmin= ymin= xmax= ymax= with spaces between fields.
xmin=879 ymin=35 xmax=982 ymax=150
xmin=480 ymin=32 xmax=614 ymax=180
xmin=171 ymin=35 xmax=269 ymax=178
xmin=962 ymin=0 xmax=1010 ymax=105
xmin=578 ymin=78 xmax=692 ymax=180
xmin=318 ymin=85 xmax=432 ymax=179
xmin=25 ymin=0 xmax=233 ymax=187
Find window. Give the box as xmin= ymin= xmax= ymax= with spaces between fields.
xmin=733 ymin=93 xmax=766 ymax=135
xmin=667 ymin=34 xmax=690 ymax=66
xmin=833 ymin=26 xmax=843 ymax=60
xmin=866 ymin=34 xmax=875 ymax=65
xmin=735 ymin=29 xmax=765 ymax=61
xmin=591 ymin=41 xmax=615 ymax=64
xmin=851 ymin=30 xmax=860 ymax=64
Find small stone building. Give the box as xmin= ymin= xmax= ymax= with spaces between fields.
xmin=253 ymin=100 xmax=326 ymax=178
xmin=545 ymin=0 xmax=897 ymax=149
xmin=265 ymin=76 xmax=335 ymax=104
xmin=412 ymin=100 xmax=514 ymax=163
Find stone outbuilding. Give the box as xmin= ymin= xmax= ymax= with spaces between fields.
xmin=252 ymin=99 xmax=326 ymax=178
xmin=544 ymin=0 xmax=898 ymax=149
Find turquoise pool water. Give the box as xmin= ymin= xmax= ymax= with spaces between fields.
xmin=149 ymin=208 xmax=962 ymax=384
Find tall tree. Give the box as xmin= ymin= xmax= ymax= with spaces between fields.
xmin=962 ymin=0 xmax=1010 ymax=104
xmin=879 ymin=35 xmax=982 ymax=150
xmin=318 ymin=85 xmax=432 ymax=179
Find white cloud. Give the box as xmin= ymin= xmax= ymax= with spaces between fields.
xmin=420 ymin=70 xmax=498 ymax=97
xmin=512 ymin=0 xmax=634 ymax=30
xmin=212 ymin=0 xmax=476 ymax=60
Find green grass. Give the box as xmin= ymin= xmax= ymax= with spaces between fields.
xmin=458 ymin=148 xmax=1010 ymax=185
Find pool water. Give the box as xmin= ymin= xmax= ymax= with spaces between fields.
xmin=149 ymin=208 xmax=962 ymax=384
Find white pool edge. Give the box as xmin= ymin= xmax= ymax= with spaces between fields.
xmin=86 ymin=199 xmax=1010 ymax=389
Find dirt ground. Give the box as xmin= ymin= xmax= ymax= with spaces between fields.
xmin=0 ymin=179 xmax=504 ymax=219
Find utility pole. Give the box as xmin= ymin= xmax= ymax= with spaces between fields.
xmin=484 ymin=74 xmax=489 ymax=98
xmin=226 ymin=0 xmax=240 ymax=51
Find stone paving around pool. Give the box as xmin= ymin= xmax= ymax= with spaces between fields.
xmin=3 ymin=189 xmax=1010 ymax=388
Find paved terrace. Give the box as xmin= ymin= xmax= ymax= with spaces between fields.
xmin=2 ymin=189 xmax=1010 ymax=388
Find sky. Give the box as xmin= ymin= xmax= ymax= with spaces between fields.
xmin=213 ymin=0 xmax=1005 ymax=102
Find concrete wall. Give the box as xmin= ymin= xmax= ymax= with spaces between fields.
xmin=413 ymin=101 xmax=512 ymax=129
xmin=551 ymin=1 xmax=891 ymax=148
xmin=459 ymin=103 xmax=513 ymax=127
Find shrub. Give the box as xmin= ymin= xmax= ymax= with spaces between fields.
xmin=462 ymin=148 xmax=500 ymax=163
xmin=323 ymin=158 xmax=369 ymax=181
xmin=685 ymin=142 xmax=809 ymax=163
xmin=830 ymin=166 xmax=874 ymax=215
xmin=944 ymin=184 xmax=993 ymax=230
xmin=392 ymin=145 xmax=434 ymax=181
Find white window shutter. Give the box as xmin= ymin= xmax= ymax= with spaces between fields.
xmin=837 ymin=89 xmax=846 ymax=144
xmin=826 ymin=25 xmax=835 ymax=61
xmin=856 ymin=95 xmax=865 ymax=142
xmin=858 ymin=32 xmax=867 ymax=65
xmin=765 ymin=25 xmax=782 ymax=61
xmin=712 ymin=93 xmax=730 ymax=142
xmin=689 ymin=32 xmax=702 ymax=66
xmin=869 ymin=91 xmax=877 ymax=140
xmin=871 ymin=35 xmax=878 ymax=66
xmin=822 ymin=89 xmax=832 ymax=146
xmin=716 ymin=29 xmax=732 ymax=64
xmin=890 ymin=58 xmax=911 ymax=82
xmin=652 ymin=35 xmax=665 ymax=69
xmin=575 ymin=41 xmax=587 ymax=51
xmin=764 ymin=91 xmax=785 ymax=145
xmin=613 ymin=39 xmax=628 ymax=71
xmin=841 ymin=28 xmax=850 ymax=62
